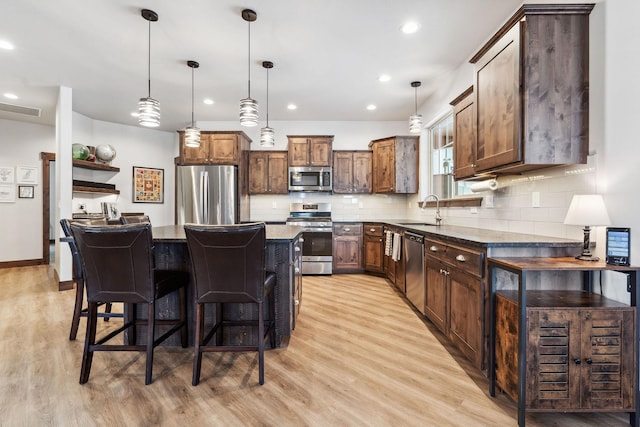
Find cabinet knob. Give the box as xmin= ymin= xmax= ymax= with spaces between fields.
xmin=344 ymin=228 xmax=351 ymax=232
xmin=294 ymin=299 xmax=300 ymax=306
xmin=370 ymin=228 xmax=376 ymax=232
xmin=585 ymin=358 xmax=593 ymax=365
xmin=294 ymin=267 xmax=300 ymax=273
xmin=295 ymin=246 xmax=301 ymax=252
xmin=455 ymin=254 xmax=466 ymax=262
xmin=573 ymin=358 xmax=581 ymax=365
xmin=430 ymin=246 xmax=438 ymax=252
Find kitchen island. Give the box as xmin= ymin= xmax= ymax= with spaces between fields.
xmin=144 ymin=224 xmax=303 ymax=348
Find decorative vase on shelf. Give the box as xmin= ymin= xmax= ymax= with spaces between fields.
xmin=72 ymin=143 xmax=90 ymax=160
xmin=95 ymin=144 xmax=116 ymax=164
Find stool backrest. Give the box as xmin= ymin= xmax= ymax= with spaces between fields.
xmin=184 ymin=222 xmax=267 ymax=304
xmin=120 ymin=215 xmax=150 ymax=224
xmin=70 ymin=223 xmax=155 ymax=304
xmin=60 ymin=218 xmax=109 ymax=281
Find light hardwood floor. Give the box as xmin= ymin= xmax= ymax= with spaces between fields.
xmin=0 ymin=266 xmax=631 ymax=426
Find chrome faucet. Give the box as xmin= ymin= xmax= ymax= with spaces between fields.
xmin=421 ymin=194 xmax=442 ymax=226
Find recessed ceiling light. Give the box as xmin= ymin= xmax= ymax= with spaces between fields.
xmin=0 ymin=40 xmax=15 ymax=50
xmin=366 ymin=104 xmax=377 ymax=111
xmin=378 ymin=74 xmax=391 ymax=83
xmin=203 ymin=98 xmax=214 ymax=105
xmin=3 ymin=93 xmax=18 ymax=100
xmin=287 ymin=103 xmax=297 ymax=110
xmin=401 ymin=22 xmax=420 ymax=34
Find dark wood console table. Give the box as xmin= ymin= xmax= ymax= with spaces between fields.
xmin=488 ymin=257 xmax=640 ymax=427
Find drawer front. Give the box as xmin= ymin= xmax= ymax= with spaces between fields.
xmin=334 ymin=223 xmax=362 ymax=236
xmin=425 ymin=238 xmax=483 ymax=278
xmin=364 ymin=224 xmax=383 ymax=237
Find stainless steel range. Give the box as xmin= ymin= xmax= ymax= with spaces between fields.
xmin=286 ymin=202 xmax=332 ymax=275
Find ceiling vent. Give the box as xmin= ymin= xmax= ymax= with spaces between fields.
xmin=0 ymin=102 xmax=41 ymax=117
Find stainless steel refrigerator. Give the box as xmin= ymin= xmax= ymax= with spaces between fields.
xmin=176 ymin=165 xmax=238 ymax=225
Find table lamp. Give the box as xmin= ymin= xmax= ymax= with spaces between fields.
xmin=563 ymin=194 xmax=611 ymax=261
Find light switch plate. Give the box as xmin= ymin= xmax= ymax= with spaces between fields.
xmin=485 ymin=195 xmax=494 ymax=208
xmin=532 ymin=192 xmax=540 ymax=208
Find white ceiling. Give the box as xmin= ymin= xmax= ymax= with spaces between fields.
xmin=0 ymin=0 xmax=524 ymax=132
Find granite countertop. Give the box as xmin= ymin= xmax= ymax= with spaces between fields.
xmin=334 ymin=219 xmax=580 ymax=248
xmin=152 ymin=224 xmax=304 ymax=242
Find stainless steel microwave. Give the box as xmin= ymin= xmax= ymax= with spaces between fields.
xmin=288 ymin=166 xmax=332 ymax=192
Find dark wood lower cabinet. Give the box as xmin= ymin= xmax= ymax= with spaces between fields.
xmin=496 ymin=290 xmax=636 ymax=413
xmin=363 ymin=223 xmax=384 ymax=274
xmin=333 ymin=223 xmax=363 ymax=273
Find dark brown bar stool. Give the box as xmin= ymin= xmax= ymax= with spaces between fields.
xmin=70 ymin=222 xmax=189 ymax=385
xmin=60 ymin=218 xmax=121 ymax=341
xmin=119 ymin=215 xmax=150 ymax=224
xmin=184 ymin=222 xmax=276 ymax=386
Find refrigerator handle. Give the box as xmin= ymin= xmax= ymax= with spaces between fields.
xmin=200 ymin=171 xmax=209 ymax=223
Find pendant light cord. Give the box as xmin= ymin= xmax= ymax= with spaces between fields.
xmin=147 ymin=19 xmax=151 ymax=97
xmin=266 ymin=66 xmax=269 ymax=126
xmin=247 ymin=19 xmax=251 ymax=98
xmin=414 ymin=86 xmax=417 ymax=115
xmin=191 ymin=66 xmax=195 ymax=126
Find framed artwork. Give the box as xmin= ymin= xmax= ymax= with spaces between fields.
xmin=0 ymin=184 xmax=16 ymax=203
xmin=0 ymin=166 xmax=14 ymax=184
xmin=133 ymin=166 xmax=164 ymax=203
xmin=18 ymin=185 xmax=34 ymax=199
xmin=16 ymin=166 xmax=38 ymax=185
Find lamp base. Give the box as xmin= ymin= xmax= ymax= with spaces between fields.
xmin=575 ymin=254 xmax=600 ymax=262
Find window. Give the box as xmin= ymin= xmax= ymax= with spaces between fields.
xmin=428 ymin=113 xmax=472 ymax=198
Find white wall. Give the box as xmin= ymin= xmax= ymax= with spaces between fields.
xmin=0 ymin=119 xmax=55 ymax=262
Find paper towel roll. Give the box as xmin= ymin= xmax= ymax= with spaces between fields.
xmin=470 ymin=179 xmax=498 ymax=193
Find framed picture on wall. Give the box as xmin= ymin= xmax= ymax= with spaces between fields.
xmin=0 ymin=166 xmax=14 ymax=184
xmin=133 ymin=166 xmax=164 ymax=203
xmin=18 ymin=185 xmax=34 ymax=199
xmin=16 ymin=166 xmax=38 ymax=185
xmin=0 ymin=184 xmax=16 ymax=203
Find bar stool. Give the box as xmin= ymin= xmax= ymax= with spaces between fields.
xmin=119 ymin=215 xmax=150 ymax=224
xmin=184 ymin=222 xmax=276 ymax=386
xmin=71 ymin=222 xmax=189 ymax=385
xmin=60 ymin=218 xmax=121 ymax=341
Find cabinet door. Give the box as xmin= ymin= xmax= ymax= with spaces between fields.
xmin=424 ymin=260 xmax=447 ymax=334
xmin=364 ymin=235 xmax=384 ymax=273
xmin=288 ymin=137 xmax=310 ymax=166
xmin=267 ymin=152 xmax=289 ymax=194
xmin=580 ymin=309 xmax=635 ymax=411
xmin=448 ymin=268 xmax=483 ymax=368
xmin=474 ymin=23 xmax=521 ymax=172
xmin=248 ymin=152 xmax=268 ymax=193
xmin=208 ymin=134 xmax=238 ymax=164
xmin=333 ymin=236 xmax=362 ymax=271
xmin=372 ymin=140 xmax=395 ymax=193
xmin=181 ymin=133 xmax=211 ymax=164
xmin=526 ymin=309 xmax=581 ymax=410
xmin=452 ymin=90 xmax=476 ymax=180
xmin=332 ymin=152 xmax=353 ymax=193
xmin=352 ymin=151 xmax=372 ymax=193
xmin=309 ymin=137 xmax=332 ymax=166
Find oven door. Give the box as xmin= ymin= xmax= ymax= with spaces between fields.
xmin=300 ymin=229 xmax=333 ymax=275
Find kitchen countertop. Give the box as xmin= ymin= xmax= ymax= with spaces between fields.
xmin=334 ymin=219 xmax=580 ymax=248
xmin=152 ymin=224 xmax=304 ymax=242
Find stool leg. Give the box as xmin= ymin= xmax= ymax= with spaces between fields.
xmin=258 ymin=302 xmax=265 ymax=385
xmin=103 ymin=303 xmax=113 ymax=322
xmin=192 ymin=303 xmax=205 ymax=386
xmin=69 ymin=278 xmax=85 ymax=341
xmin=79 ymin=302 xmax=98 ymax=384
xmin=145 ymin=303 xmax=155 ymax=385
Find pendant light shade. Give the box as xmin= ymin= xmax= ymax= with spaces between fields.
xmin=409 ymin=81 xmax=422 ymax=134
xmin=138 ymin=9 xmax=160 ymax=128
xmin=260 ymin=61 xmax=275 ymax=147
xmin=184 ymin=60 xmax=201 ymax=148
xmin=239 ymin=9 xmax=258 ymax=127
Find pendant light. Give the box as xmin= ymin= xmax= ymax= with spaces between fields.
xmin=239 ymin=9 xmax=258 ymax=127
xmin=409 ymin=81 xmax=422 ymax=134
xmin=260 ymin=61 xmax=275 ymax=147
xmin=138 ymin=9 xmax=160 ymax=128
xmin=184 ymin=60 xmax=201 ymax=147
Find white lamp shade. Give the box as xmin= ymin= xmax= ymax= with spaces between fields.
xmin=563 ymin=194 xmax=611 ymax=226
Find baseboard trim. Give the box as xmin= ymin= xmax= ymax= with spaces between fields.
xmin=59 ymin=280 xmax=74 ymax=291
xmin=0 ymin=259 xmax=44 ymax=269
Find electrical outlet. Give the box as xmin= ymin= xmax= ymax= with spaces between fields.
xmin=470 ymin=207 xmax=478 ymax=214
xmin=271 ymin=202 xmax=277 ymax=209
xmin=532 ymin=192 xmax=540 ymax=208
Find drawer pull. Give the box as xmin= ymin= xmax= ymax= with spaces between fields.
xmin=430 ymin=246 xmax=438 ymax=252
xmin=295 ymin=246 xmax=301 ymax=252
xmin=370 ymin=228 xmax=376 ymax=232
xmin=344 ymin=228 xmax=351 ymax=232
xmin=294 ymin=267 xmax=300 ymax=274
xmin=585 ymin=358 xmax=593 ymax=365
xmin=574 ymin=358 xmax=581 ymax=365
xmin=294 ymin=299 xmax=300 ymax=306
xmin=455 ymin=254 xmax=466 ymax=262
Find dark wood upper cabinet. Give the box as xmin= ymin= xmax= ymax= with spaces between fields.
xmin=469 ymin=4 xmax=593 ymax=175
xmin=178 ymin=131 xmax=250 ymax=165
xmin=450 ymin=87 xmax=476 ymax=180
xmin=369 ymin=136 xmax=418 ymax=194
xmin=333 ymin=150 xmax=372 ymax=194
xmin=248 ymin=151 xmax=288 ymax=194
xmin=287 ymin=136 xmax=333 ymax=167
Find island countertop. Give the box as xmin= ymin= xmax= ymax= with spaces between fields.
xmin=153 ymin=224 xmax=304 ymax=242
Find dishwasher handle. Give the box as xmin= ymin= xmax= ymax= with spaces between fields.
xmin=404 ymin=231 xmax=424 ymax=244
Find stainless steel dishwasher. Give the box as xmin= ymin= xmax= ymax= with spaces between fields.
xmin=404 ymin=231 xmax=425 ymax=314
